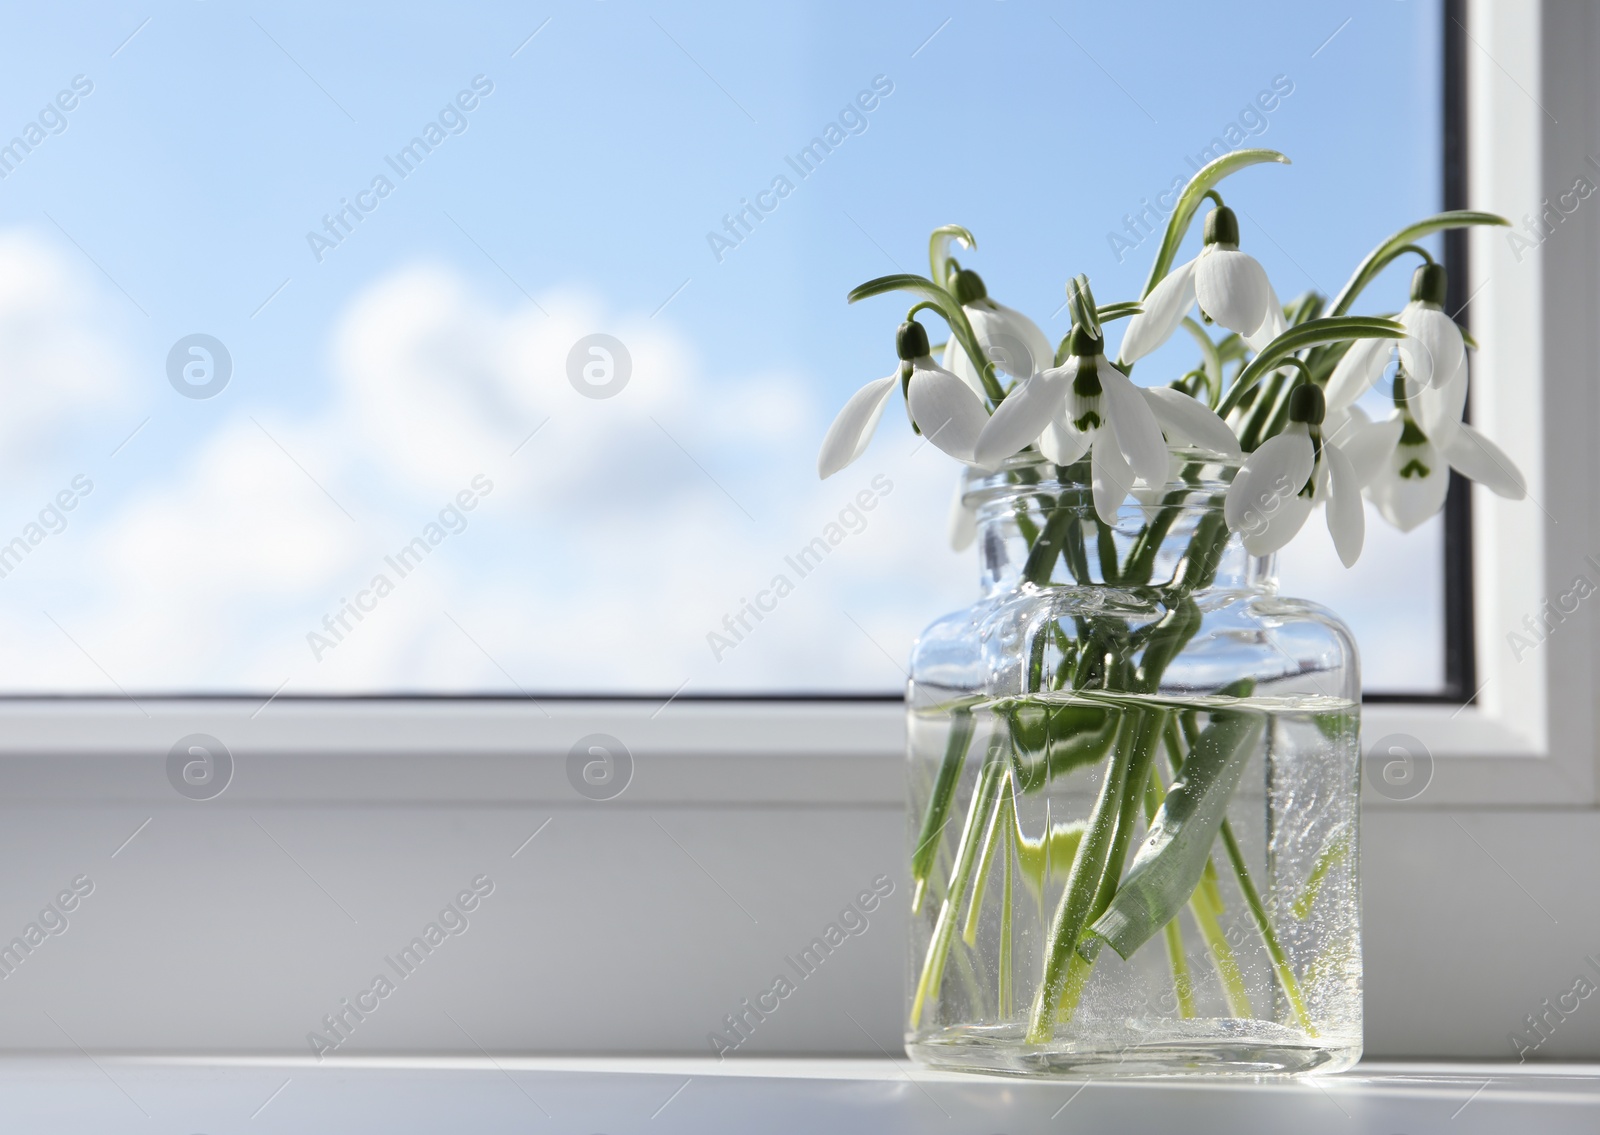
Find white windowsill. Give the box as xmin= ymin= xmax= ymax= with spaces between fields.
xmin=0 ymin=696 xmax=1581 ymax=810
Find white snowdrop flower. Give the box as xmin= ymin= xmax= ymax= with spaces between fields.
xmin=941 ymin=268 xmax=1055 ymax=398
xmin=817 ymin=320 xmax=988 ymax=478
xmin=1338 ymin=380 xmax=1526 ymax=532
xmin=1117 ymin=202 xmax=1277 ymax=365
xmin=974 ymin=327 xmax=1172 ymax=524
xmin=1325 ymin=261 xmax=1465 ymax=414
xmin=1224 ymin=383 xmax=1366 ymax=567
xmin=1395 ymin=262 xmax=1465 ymax=390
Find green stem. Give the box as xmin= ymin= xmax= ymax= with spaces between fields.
xmin=911 ymin=756 xmax=1005 ymax=1029
xmin=1054 ymin=951 xmax=1094 ymax=1021
xmin=962 ymin=780 xmax=1008 ymax=945
xmin=1293 ymin=830 xmax=1350 ymax=920
xmin=1000 ymin=786 xmax=1015 ymax=1018
xmin=1088 ymin=710 xmax=1166 ymax=918
xmin=1163 ymin=920 xmax=1196 ymax=1019
xmin=1024 ymin=500 xmax=1078 ymax=586
xmin=1025 ymin=716 xmax=1139 ymax=1043
xmin=911 ymin=708 xmax=976 ymax=913
xmin=1189 ymin=858 xmax=1254 ymax=1019
xmin=1218 ymin=820 xmax=1315 ymax=1034
xmin=1236 ymin=368 xmax=1290 ymax=452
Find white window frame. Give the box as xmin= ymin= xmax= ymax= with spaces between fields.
xmin=1361 ymin=0 xmax=1597 ymax=809
xmin=0 ymin=1 xmax=1588 ymax=817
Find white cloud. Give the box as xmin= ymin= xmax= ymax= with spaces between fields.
xmin=0 ymin=237 xmax=1450 ymax=695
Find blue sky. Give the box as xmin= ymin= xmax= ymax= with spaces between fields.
xmin=0 ymin=0 xmax=1446 ymax=694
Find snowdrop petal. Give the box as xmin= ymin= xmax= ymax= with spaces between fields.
xmin=1322 ymin=403 xmax=1369 ymax=447
xmin=1091 ymin=428 xmax=1137 ymax=526
xmin=973 ymin=363 xmax=1073 ymax=467
xmin=907 ymin=362 xmax=990 ymax=463
xmin=1038 ymin=419 xmax=1092 ymax=467
xmin=1098 ymin=362 xmax=1169 ymax=484
xmin=942 ymin=338 xmax=989 ymax=400
xmin=1142 ymin=386 xmax=1243 ymax=459
xmin=1398 ymin=304 xmax=1465 ymax=389
xmin=818 ymin=373 xmax=898 ymax=479
xmin=1370 ymin=437 xmax=1451 ymax=532
xmin=1323 ymin=444 xmax=1366 ymax=567
xmin=1224 ymin=431 xmax=1315 ymax=554
xmin=948 ymin=477 xmax=978 ymax=551
xmin=1195 ymin=248 xmax=1272 ymax=336
xmin=1242 ymin=282 xmax=1286 ymax=354
xmin=1414 ymin=364 xmax=1469 ymax=440
xmin=1324 ymin=336 xmax=1393 ymax=412
xmin=1336 ymin=415 xmax=1404 ymax=487
xmin=1439 ymin=422 xmax=1527 ymax=499
xmin=1238 ymin=490 xmax=1314 ymax=557
xmin=1117 ymin=258 xmax=1196 ymax=364
xmin=972 ymin=301 xmax=1055 ymax=380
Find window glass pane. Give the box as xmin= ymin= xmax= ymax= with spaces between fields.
xmin=0 ymin=0 xmax=1442 ymax=695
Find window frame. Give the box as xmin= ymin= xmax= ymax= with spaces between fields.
xmin=0 ymin=0 xmax=1587 ymax=813
xmin=1361 ymin=0 xmax=1598 ymax=808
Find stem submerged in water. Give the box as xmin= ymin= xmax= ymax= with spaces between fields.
xmin=1219 ymin=820 xmax=1315 ymax=1035
xmin=911 ymin=746 xmax=1006 ymax=1029
xmin=911 ymin=708 xmax=976 ymax=914
xmin=1025 ymin=713 xmax=1148 ymax=1043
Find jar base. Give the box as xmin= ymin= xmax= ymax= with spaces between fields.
xmin=907 ymin=1021 xmax=1361 ymax=1078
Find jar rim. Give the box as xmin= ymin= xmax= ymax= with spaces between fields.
xmin=961 ymin=447 xmax=1241 ymax=507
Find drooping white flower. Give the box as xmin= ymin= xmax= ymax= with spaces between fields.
xmin=818 ymin=320 xmax=988 ymax=478
xmin=1118 ymin=204 xmax=1277 ymax=365
xmin=1325 ymin=262 xmax=1466 ymax=413
xmin=1242 ymin=281 xmax=1286 ymax=354
xmin=1224 ymin=383 xmax=1366 ymax=566
xmin=1338 ymin=398 xmax=1525 ymax=533
xmin=942 ymin=268 xmax=1055 ymax=397
xmin=1395 ymin=263 xmax=1464 ymax=390
xmin=974 ymin=327 xmax=1171 ymax=524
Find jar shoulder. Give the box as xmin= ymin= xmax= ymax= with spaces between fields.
xmin=909 ymin=586 xmax=1358 ymax=700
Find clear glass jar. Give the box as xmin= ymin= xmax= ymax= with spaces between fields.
xmin=904 ymin=453 xmax=1361 ymax=1077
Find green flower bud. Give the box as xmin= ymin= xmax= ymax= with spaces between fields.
xmin=896 ymin=320 xmax=931 ymax=360
xmin=1410 ymin=262 xmax=1448 ymax=306
xmin=1288 ymin=382 xmax=1326 ymax=425
xmin=951 ymin=268 xmax=988 ymax=306
xmin=1203 ymin=205 xmax=1241 ymax=247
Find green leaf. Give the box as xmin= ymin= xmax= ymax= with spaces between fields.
xmin=1067 ymin=275 xmax=1101 ymax=338
xmin=1142 ymin=149 xmax=1292 ymax=297
xmin=1086 ymin=704 xmax=1267 ymax=960
xmin=1286 ymin=290 xmax=1324 ymax=327
xmin=1096 ymin=301 xmax=1144 ymax=323
xmin=1216 ymin=316 xmax=1405 ymax=417
xmin=929 ymin=225 xmax=977 ymax=285
xmin=1327 ymin=210 xmax=1510 ymax=316
xmin=848 ymin=272 xmax=958 ymax=315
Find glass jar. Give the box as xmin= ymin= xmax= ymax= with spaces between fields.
xmin=904 ymin=452 xmax=1361 ymax=1077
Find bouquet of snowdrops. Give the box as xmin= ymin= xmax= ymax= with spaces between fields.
xmin=816 ymin=149 xmax=1524 ymax=1053
xmin=820 ymin=148 xmax=1524 ymax=558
